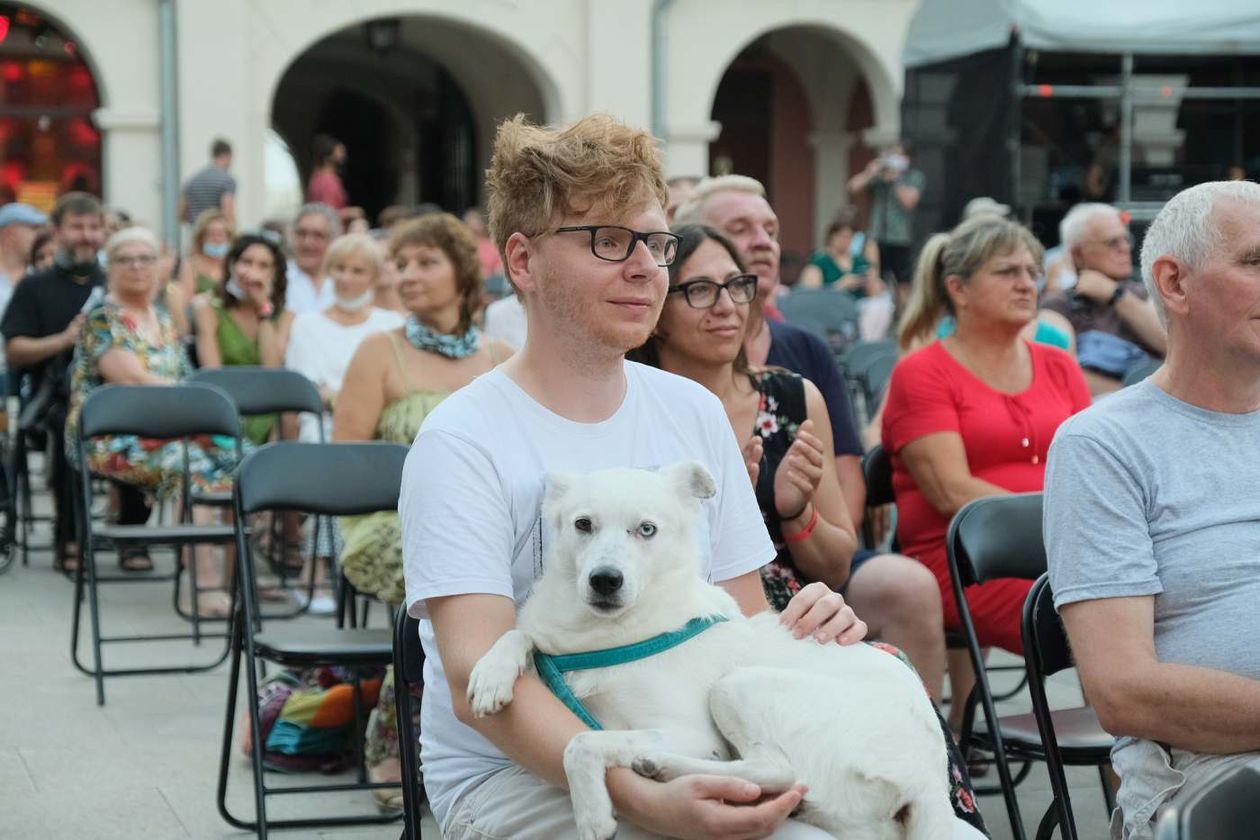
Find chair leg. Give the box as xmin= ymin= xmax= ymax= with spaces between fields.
xmin=85 ymin=544 xmax=106 ymax=706
xmin=396 ymin=676 xmax=422 ymax=840
xmin=216 ymin=610 xmax=250 ymax=831
xmin=1099 ymin=764 xmax=1116 ymax=815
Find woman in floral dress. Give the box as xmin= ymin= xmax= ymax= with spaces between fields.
xmin=65 ymin=226 xmax=240 ymax=617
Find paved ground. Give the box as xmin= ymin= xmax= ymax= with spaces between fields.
xmin=0 ymin=480 xmax=1112 ymax=839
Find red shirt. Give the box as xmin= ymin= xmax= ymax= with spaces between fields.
xmin=307 ymin=170 xmax=347 ymax=210
xmin=882 ymin=340 xmax=1091 ymax=578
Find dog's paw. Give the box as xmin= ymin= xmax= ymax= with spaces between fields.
xmin=466 ymin=656 xmax=520 ymax=717
xmin=631 ymin=755 xmax=671 ymax=782
xmin=573 ymin=805 xmax=618 ymax=840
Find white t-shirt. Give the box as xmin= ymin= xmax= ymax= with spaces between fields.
xmin=483 ymin=295 xmax=527 ymax=350
xmin=283 ymin=307 xmax=404 ymax=441
xmin=401 ymin=361 xmax=775 ymax=830
xmin=285 ymin=261 xmax=336 ymax=315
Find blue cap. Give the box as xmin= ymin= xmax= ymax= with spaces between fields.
xmin=0 ymin=203 xmax=47 ymax=228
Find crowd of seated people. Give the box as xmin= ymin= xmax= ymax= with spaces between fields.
xmin=24 ymin=107 xmax=1231 ymax=840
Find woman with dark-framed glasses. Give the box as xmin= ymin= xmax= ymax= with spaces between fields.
xmin=629 ymin=224 xmax=859 ymax=611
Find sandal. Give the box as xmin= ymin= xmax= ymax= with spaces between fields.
xmin=53 ymin=542 xmax=80 ymax=574
xmin=118 ymin=546 xmax=153 ymax=573
xmin=368 ymin=761 xmax=404 ymax=813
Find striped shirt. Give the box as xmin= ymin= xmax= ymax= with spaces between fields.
xmin=181 ymin=165 xmax=236 ymax=223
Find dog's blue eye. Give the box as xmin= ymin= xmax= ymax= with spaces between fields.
xmin=638 ymin=522 xmax=657 ymax=538
xmin=575 ymin=517 xmax=593 ymax=533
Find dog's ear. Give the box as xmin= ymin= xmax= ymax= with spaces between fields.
xmin=662 ymin=461 xmax=717 ymax=502
xmin=541 ymin=471 xmax=575 ymax=521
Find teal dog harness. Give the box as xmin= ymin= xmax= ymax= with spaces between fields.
xmin=533 ymin=615 xmax=729 ymax=730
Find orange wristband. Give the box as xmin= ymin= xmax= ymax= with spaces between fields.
xmin=783 ymin=504 xmax=819 ymax=545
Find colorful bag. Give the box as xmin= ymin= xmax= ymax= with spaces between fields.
xmin=241 ymin=666 xmax=383 ymax=773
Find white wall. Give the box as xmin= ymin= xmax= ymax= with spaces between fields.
xmin=36 ymin=0 xmax=915 ymax=234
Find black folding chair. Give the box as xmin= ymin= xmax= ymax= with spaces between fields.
xmin=842 ymin=339 xmax=897 ymax=423
xmin=777 ymin=287 xmax=860 ymax=356
xmin=393 ymin=606 xmax=425 ymax=840
xmin=864 ymin=444 xmax=1027 ymax=701
xmin=1155 ymin=765 xmax=1260 ymax=840
xmin=1022 ymin=574 xmax=1116 ymax=840
xmin=216 ymin=441 xmax=408 ymax=839
xmin=187 ymin=367 xmax=328 ymax=611
xmin=71 ymin=384 xmax=242 ymax=705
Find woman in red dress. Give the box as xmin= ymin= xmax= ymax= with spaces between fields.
xmin=881 ymin=213 xmax=1091 ymax=724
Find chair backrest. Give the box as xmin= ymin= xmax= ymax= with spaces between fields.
xmin=394 ymin=606 xmax=425 ymax=686
xmin=843 ymin=338 xmax=897 ymax=378
xmin=862 ymin=444 xmax=894 ymax=508
xmin=777 ymin=288 xmax=859 ymax=352
xmin=235 ymin=441 xmax=408 ymax=516
xmin=79 ymin=383 xmax=241 ymax=440
xmin=1022 ymin=573 xmax=1075 ymax=678
xmin=186 ymin=366 xmax=324 ymax=417
xmin=947 ymin=492 xmax=1046 ymax=586
xmin=1156 ymin=765 xmax=1260 ymax=840
xmin=1122 ymin=358 xmax=1163 ymax=387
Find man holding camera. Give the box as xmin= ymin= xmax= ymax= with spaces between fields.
xmin=848 ymin=140 xmax=924 ymax=290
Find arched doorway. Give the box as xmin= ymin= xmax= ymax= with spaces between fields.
xmin=271 ymin=14 xmax=547 ymax=223
xmin=0 ymin=3 xmax=102 ymax=211
xmin=708 ymin=26 xmax=876 ymax=283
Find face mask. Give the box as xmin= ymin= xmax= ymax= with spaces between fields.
xmin=225 ymin=277 xmax=246 ymax=300
xmin=203 ymin=242 xmax=229 ymax=259
xmin=334 ymin=289 xmax=374 ymax=313
xmin=54 ymin=248 xmax=99 ymax=277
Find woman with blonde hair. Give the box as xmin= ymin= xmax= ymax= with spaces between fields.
xmin=168 ymin=209 xmax=233 ymax=335
xmin=881 ymin=213 xmax=1091 ymax=726
xmin=333 ymin=213 xmax=513 ymax=806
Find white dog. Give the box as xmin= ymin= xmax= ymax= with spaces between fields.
xmin=467 ymin=462 xmax=955 ymax=840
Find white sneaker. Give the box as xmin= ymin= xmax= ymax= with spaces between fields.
xmin=296 ymin=592 xmax=337 ymax=615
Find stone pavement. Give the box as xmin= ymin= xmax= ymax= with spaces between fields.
xmin=0 ymin=491 xmax=1111 ymax=839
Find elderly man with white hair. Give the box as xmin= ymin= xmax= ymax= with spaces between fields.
xmin=1044 ymin=180 xmax=1260 ymax=840
xmin=1041 ymin=203 xmax=1166 ymax=395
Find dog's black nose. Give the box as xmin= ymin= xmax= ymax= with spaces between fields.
xmin=588 ymin=568 xmax=624 ymax=596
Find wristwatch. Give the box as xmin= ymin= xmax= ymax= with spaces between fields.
xmin=1108 ymin=285 xmax=1127 ymax=306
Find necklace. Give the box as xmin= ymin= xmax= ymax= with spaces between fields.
xmin=403 ymin=314 xmax=480 ymax=359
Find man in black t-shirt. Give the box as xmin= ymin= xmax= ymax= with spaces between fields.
xmin=2 ymin=191 xmax=106 ymax=566
xmin=675 ymin=175 xmax=949 ymax=703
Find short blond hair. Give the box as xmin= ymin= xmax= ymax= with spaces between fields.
xmin=321 ymin=232 xmax=382 ymax=283
xmin=486 ymin=113 xmax=669 ymax=286
xmin=672 ymin=175 xmax=767 ymax=227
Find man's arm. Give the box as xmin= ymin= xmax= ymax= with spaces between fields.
xmin=221 ymin=192 xmax=237 ymax=228
xmin=1061 ymin=596 xmax=1260 ymax=754
xmin=6 ymin=319 xmax=81 ymax=370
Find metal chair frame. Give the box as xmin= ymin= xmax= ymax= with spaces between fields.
xmin=70 ymin=383 xmax=243 ymax=705
xmin=1154 ymin=765 xmax=1260 ymax=840
xmin=216 ymin=441 xmax=408 ymax=839
xmin=1022 ymin=574 xmax=1116 ymax=840
xmin=393 ymin=606 xmax=425 ymax=840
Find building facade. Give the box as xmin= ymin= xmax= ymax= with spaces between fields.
xmin=17 ymin=0 xmax=917 ymax=261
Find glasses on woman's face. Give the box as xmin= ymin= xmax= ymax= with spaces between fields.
xmin=668 ymin=273 xmax=758 ymax=309
xmin=112 ymin=254 xmax=157 ymax=269
xmin=555 ymin=225 xmax=680 ymax=267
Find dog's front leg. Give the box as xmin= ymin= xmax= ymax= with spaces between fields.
xmin=564 ymin=729 xmax=668 ymax=840
xmin=467 ymin=629 xmax=533 ymax=717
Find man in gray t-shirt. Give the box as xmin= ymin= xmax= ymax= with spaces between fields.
xmin=1044 ymin=180 xmax=1260 ymax=840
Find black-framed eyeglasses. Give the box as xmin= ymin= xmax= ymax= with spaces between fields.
xmin=668 ymin=273 xmax=758 ymax=309
xmin=555 ymin=225 xmax=680 ymax=266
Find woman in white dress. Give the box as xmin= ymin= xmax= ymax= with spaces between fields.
xmin=283 ymin=233 xmax=404 ymax=611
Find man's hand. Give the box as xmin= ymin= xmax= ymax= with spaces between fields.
xmin=60 ymin=314 xmax=86 ymax=350
xmin=1074 ymin=269 xmax=1119 ymax=304
xmin=773 ymin=419 xmax=824 ymax=520
xmin=622 ymin=773 xmax=807 ymax=840
xmin=778 ymin=581 xmax=866 ymax=645
xmin=741 ymin=434 xmax=763 ymax=487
